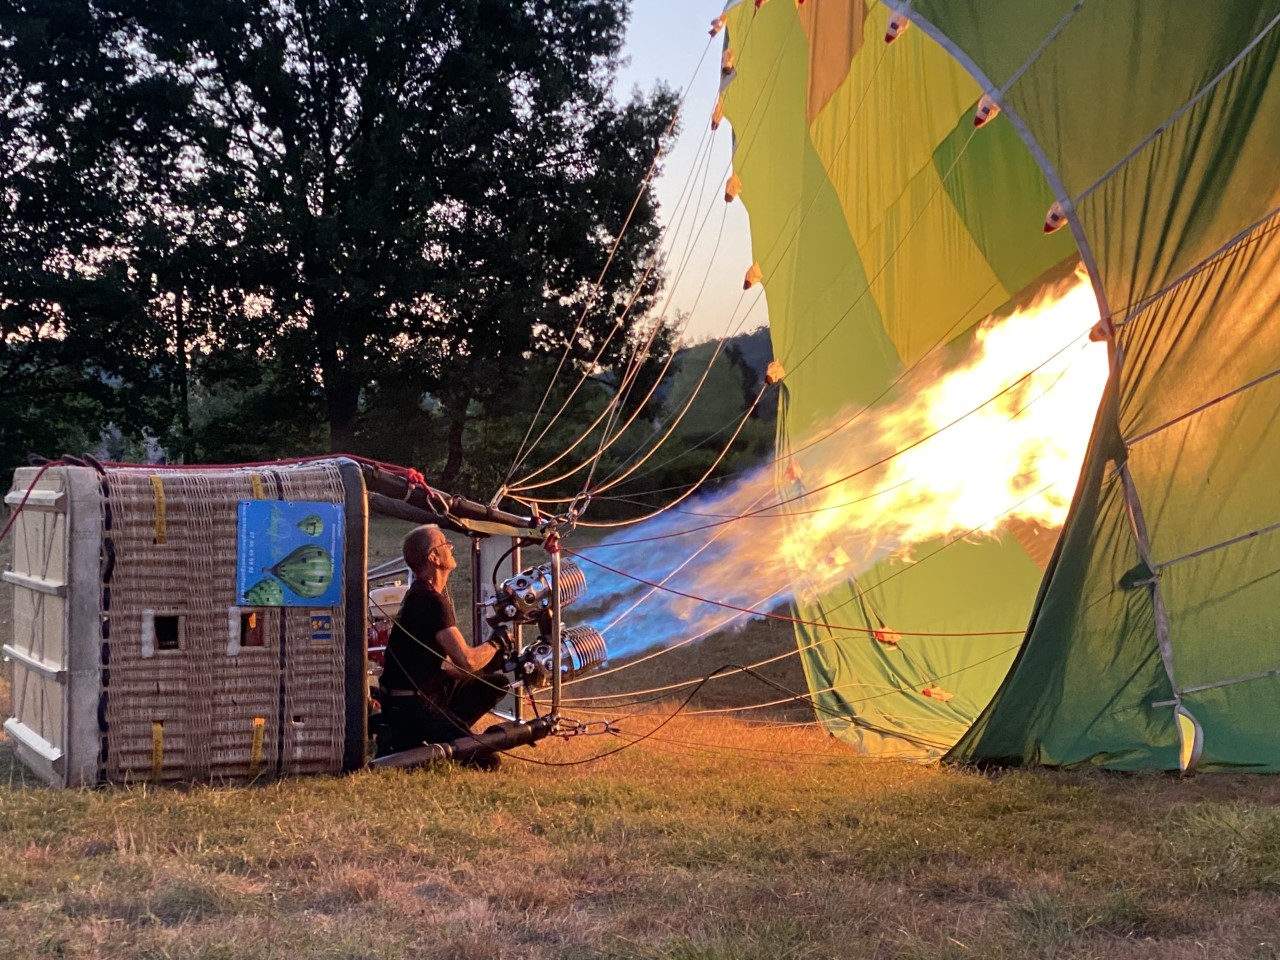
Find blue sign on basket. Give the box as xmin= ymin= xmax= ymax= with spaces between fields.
xmin=310 ymin=613 xmax=333 ymax=641
xmin=237 ymin=500 xmax=344 ymax=607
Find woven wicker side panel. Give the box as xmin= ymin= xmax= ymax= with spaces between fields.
xmin=104 ymin=470 xmax=227 ymax=781
xmin=102 ymin=463 xmax=348 ymax=783
xmin=209 ymin=615 xmax=283 ymax=780
xmin=276 ymin=468 xmax=347 ymax=775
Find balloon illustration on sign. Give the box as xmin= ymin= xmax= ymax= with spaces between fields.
xmin=269 ymin=544 xmax=334 ymax=599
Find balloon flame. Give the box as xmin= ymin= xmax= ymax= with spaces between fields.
xmin=782 ymin=269 xmax=1109 ymax=588
xmin=579 ymin=270 xmax=1110 ymax=657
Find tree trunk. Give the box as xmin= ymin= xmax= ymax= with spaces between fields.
xmin=174 ymin=281 xmax=191 ymax=463
xmin=325 ymin=368 xmax=361 ymax=454
xmin=438 ymin=401 xmax=468 ymax=490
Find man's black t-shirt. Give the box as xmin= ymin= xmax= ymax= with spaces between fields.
xmin=380 ymin=579 xmax=456 ymax=697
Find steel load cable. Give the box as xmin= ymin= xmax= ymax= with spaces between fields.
xmin=509 ymin=117 xmax=728 ymax=494
xmin=512 ymin=283 xmax=759 ymax=500
xmin=510 ymin=16 xmax=801 ymax=498
xmin=558 ymin=612 xmax=809 ymax=699
xmin=509 ymin=193 xmax=732 ymax=497
xmin=591 ymin=487 xmax=775 ymax=639
xmin=504 ymin=6 xmax=783 ymax=486
xmin=576 ymin=237 xmax=755 ymax=499
xmin=514 ymin=319 xmax=769 ymax=514
xmin=494 ymin=666 xmax=748 ymax=768
xmin=576 ymin=134 xmax=732 ymax=491
xmin=695 ymin=663 xmax=958 ymax=750
xmin=505 ymin=34 xmax=716 ymax=486
xmin=518 ymin=218 xmax=737 ymax=497
xmin=564 ymin=586 xmax=790 ymax=689
xmin=575 ymin=382 xmax=767 ymax=527
xmin=596 ymin=692 xmax=961 ymax=746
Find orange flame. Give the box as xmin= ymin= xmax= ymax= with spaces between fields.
xmin=781 ymin=270 xmax=1109 ymax=588
xmin=578 ymin=271 xmax=1111 ymax=657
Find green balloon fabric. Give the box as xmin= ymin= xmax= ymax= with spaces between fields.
xmin=721 ymin=0 xmax=1280 ymax=770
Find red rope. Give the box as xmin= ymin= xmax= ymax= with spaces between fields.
xmin=100 ymin=452 xmax=416 ymax=476
xmin=563 ymin=546 xmax=1026 ymax=639
xmin=99 ymin=452 xmax=443 ymax=498
xmin=0 ymin=459 xmax=60 ymax=547
xmin=4 ymin=453 xmax=438 ymax=547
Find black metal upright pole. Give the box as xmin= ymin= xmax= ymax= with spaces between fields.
xmin=550 ymin=537 xmax=563 ymax=716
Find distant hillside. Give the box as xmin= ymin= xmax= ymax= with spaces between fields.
xmin=660 ymin=326 xmax=778 ymax=437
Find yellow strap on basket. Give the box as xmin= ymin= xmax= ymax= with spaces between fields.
xmin=250 ymin=474 xmax=265 ymax=500
xmin=150 ymin=475 xmax=167 ymax=544
xmin=151 ymin=720 xmax=164 ymax=780
xmin=249 ymin=717 xmax=266 ymax=776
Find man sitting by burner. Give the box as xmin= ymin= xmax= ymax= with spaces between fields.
xmin=377 ymin=524 xmax=510 ymax=769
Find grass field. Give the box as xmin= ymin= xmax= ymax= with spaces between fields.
xmin=4 ymin=516 xmax=1280 ymax=958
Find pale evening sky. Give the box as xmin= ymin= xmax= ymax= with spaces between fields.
xmin=617 ymin=1 xmax=766 ymax=345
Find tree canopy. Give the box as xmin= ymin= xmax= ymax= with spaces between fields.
xmin=1 ymin=0 xmax=677 ymax=493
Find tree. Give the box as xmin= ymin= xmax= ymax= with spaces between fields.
xmin=0 ymin=2 xmax=182 ymax=479
xmin=0 ymin=1 xmax=278 ymax=477
xmin=158 ymin=0 xmax=673 ymax=483
xmin=2 ymin=1 xmax=676 ymax=492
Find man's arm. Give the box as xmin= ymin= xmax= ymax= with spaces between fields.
xmin=434 ymin=625 xmax=502 ymax=675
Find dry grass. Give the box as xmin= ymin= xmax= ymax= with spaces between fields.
xmin=3 ymin=717 xmax=1280 ymax=959
xmin=5 ymin=518 xmax=1280 ymax=958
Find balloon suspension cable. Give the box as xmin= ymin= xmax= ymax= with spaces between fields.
xmin=505 ymin=34 xmax=715 ymax=488
xmin=510 ymin=12 xmax=794 ymax=500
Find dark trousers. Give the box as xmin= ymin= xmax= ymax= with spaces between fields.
xmin=379 ymin=672 xmax=509 ymax=752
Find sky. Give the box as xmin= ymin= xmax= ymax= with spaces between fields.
xmin=616 ymin=1 xmax=766 ymax=345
